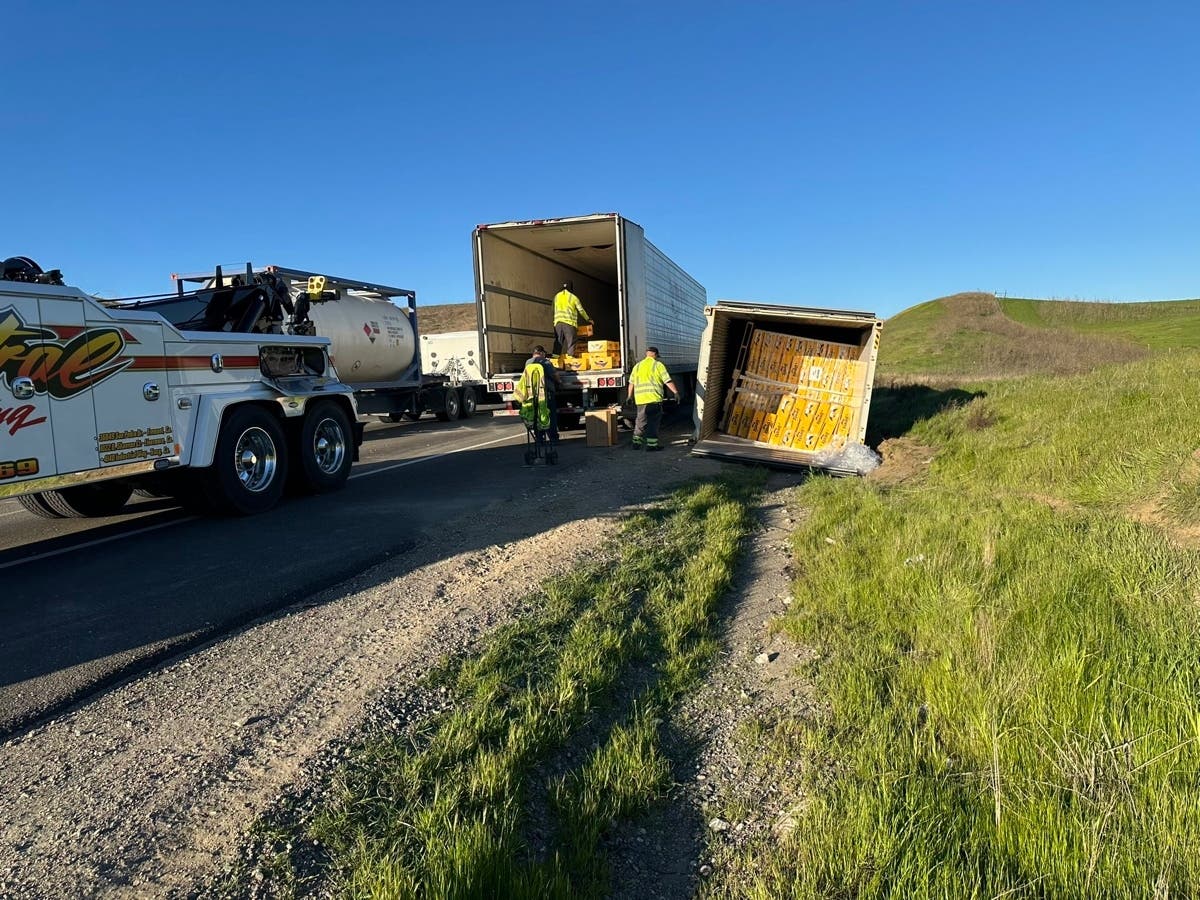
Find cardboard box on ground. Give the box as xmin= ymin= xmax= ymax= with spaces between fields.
xmin=585 ymin=409 xmax=619 ymax=447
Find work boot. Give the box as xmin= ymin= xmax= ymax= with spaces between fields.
xmin=631 ymin=439 xmax=643 ymax=450
xmin=645 ymin=443 xmax=662 ymax=453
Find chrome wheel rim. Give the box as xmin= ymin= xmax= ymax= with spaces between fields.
xmin=234 ymin=427 xmax=277 ymax=493
xmin=312 ymin=417 xmax=347 ymax=475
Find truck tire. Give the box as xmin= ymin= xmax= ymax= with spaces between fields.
xmin=40 ymin=482 xmax=134 ymax=518
xmin=436 ymin=389 xmax=461 ymax=422
xmin=460 ymin=388 xmax=477 ymax=419
xmin=204 ymin=405 xmax=289 ymax=516
xmin=17 ymin=493 xmax=64 ymax=519
xmin=295 ymin=400 xmax=354 ymax=493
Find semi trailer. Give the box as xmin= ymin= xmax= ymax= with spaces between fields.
xmin=473 ymin=213 xmax=707 ymax=422
xmin=0 ymin=257 xmax=362 ymax=518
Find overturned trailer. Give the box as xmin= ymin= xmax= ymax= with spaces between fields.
xmin=692 ymin=300 xmax=882 ymax=475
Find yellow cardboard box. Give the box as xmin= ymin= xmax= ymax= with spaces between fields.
xmin=589 ymin=353 xmax=618 ymax=370
xmin=562 ymin=354 xmax=589 ymax=371
xmin=576 ymin=324 xmax=593 ymax=337
xmin=587 ymin=340 xmax=620 ymax=355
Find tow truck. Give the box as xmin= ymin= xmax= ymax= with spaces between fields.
xmin=0 ymin=257 xmax=362 ymax=517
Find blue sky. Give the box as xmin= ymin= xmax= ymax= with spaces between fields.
xmin=4 ymin=0 xmax=1197 ymax=318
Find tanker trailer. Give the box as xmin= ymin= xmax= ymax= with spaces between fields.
xmin=148 ymin=264 xmax=470 ymax=421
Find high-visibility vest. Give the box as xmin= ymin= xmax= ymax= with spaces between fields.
xmin=630 ymin=357 xmax=671 ymax=404
xmin=515 ymin=362 xmax=551 ymax=429
xmin=553 ymin=290 xmax=588 ymax=326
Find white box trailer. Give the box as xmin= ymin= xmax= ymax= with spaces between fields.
xmin=692 ymin=301 xmax=882 ymax=475
xmin=473 ymin=213 xmax=707 ymax=413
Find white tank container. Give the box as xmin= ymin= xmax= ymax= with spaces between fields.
xmin=306 ymin=292 xmax=417 ymax=384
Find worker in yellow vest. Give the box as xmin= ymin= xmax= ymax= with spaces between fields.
xmin=627 ymin=346 xmax=679 ymax=452
xmin=552 ymin=280 xmax=591 ymax=361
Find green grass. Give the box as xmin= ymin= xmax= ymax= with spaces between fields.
xmin=218 ymin=472 xmax=762 ymax=899
xmin=876 ymin=292 xmax=1200 ymax=381
xmin=1001 ymin=297 xmax=1200 ymax=350
xmin=720 ymin=350 xmax=1200 ymax=898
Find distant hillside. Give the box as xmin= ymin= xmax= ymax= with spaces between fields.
xmin=418 ymin=302 xmax=476 ymax=335
xmin=1001 ymin=296 xmax=1200 ymax=350
xmin=878 ymin=292 xmax=1200 ymax=381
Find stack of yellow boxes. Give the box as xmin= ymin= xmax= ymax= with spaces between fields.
xmin=587 ymin=340 xmax=620 ymax=371
xmin=720 ymin=329 xmax=862 ymax=453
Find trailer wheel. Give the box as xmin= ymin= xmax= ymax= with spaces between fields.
xmin=459 ymin=388 xmax=477 ymax=419
xmin=17 ymin=493 xmax=64 ymax=519
xmin=40 ymin=482 xmax=134 ymax=518
xmin=436 ymin=389 xmax=461 ymax=422
xmin=295 ymin=401 xmax=354 ymax=493
xmin=204 ymin=405 xmax=289 ymax=515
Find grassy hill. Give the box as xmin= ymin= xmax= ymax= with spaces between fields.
xmin=746 ymin=347 xmax=1200 ymax=895
xmin=730 ymin=289 xmax=1200 ymax=894
xmin=878 ymin=291 xmax=1200 ymax=380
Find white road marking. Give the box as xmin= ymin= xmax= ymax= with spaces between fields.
xmin=348 ymin=432 xmax=524 ymax=480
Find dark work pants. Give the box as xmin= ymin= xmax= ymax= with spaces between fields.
xmin=553 ymin=323 xmax=577 ymax=358
xmin=545 ymin=397 xmax=559 ymax=444
xmin=633 ymin=402 xmax=663 ymax=446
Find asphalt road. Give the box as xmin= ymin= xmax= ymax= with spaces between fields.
xmin=0 ymin=411 xmax=608 ymax=735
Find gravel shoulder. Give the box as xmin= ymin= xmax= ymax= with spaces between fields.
xmin=0 ymin=425 xmax=723 ymax=899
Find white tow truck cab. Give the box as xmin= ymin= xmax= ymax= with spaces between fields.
xmin=0 ymin=258 xmax=362 ymax=517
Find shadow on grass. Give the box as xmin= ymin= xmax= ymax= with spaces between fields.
xmin=867 ymin=384 xmax=985 ymax=445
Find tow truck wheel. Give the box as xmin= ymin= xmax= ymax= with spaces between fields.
xmin=295 ymin=400 xmax=354 ymax=493
xmin=17 ymin=493 xmax=65 ymax=519
xmin=205 ymin=405 xmax=288 ymax=515
xmin=41 ymin=482 xmax=134 ymax=518
xmin=459 ymin=388 xmax=477 ymax=419
xmin=436 ymin=389 xmax=461 ymax=422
